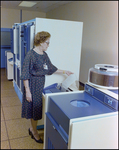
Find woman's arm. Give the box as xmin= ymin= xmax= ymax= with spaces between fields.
xmin=55 ymin=69 xmax=74 ymax=76
xmin=23 ymin=80 xmax=32 ymax=102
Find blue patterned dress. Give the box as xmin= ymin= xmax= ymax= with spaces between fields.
xmin=20 ymin=49 xmax=57 ymax=120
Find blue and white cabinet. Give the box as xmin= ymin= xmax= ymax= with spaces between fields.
xmin=12 ymin=20 xmax=35 ymax=102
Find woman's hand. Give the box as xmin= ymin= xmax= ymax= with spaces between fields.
xmin=65 ymin=70 xmax=74 ymax=76
xmin=26 ymin=90 xmax=32 ymax=102
xmin=23 ymin=80 xmax=32 ymax=102
xmin=55 ymin=69 xmax=74 ymax=76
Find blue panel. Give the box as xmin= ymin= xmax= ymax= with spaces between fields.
xmin=48 ymin=137 xmax=54 ymax=149
xmin=1 ymin=46 xmax=11 ymax=49
xmin=12 ymin=29 xmax=14 ymax=54
xmin=58 ymin=125 xmax=68 ymax=144
xmin=10 ymin=29 xmax=13 ymax=53
xmin=20 ymin=25 xmax=25 ymax=67
xmin=17 ymin=27 xmax=20 ymax=60
xmin=12 ymin=28 xmax=15 ymax=54
xmin=104 ymin=95 xmax=118 ymax=110
xmin=43 ymin=83 xmax=59 ymax=94
xmin=36 ymin=125 xmax=44 ymax=130
xmin=17 ymin=68 xmax=20 ymax=88
xmin=14 ymin=81 xmax=22 ymax=103
xmin=13 ymin=55 xmax=16 ymax=81
xmin=85 ymin=84 xmax=94 ymax=95
xmin=48 ymin=98 xmax=70 ymax=135
xmin=1 ymin=28 xmax=11 ymax=31
xmin=43 ymin=89 xmax=52 ymax=94
xmin=26 ymin=25 xmax=31 ymax=52
xmin=85 ymin=84 xmax=118 ymax=110
xmin=45 ymin=88 xmax=61 ymax=94
xmin=44 ymin=83 xmax=58 ymax=90
xmin=93 ymin=89 xmax=105 ymax=103
xmin=20 ymin=24 xmax=30 ymax=93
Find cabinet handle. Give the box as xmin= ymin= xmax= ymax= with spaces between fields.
xmin=53 ymin=126 xmax=57 ymax=131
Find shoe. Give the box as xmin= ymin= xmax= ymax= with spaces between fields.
xmin=29 ymin=128 xmax=43 ymax=143
xmin=33 ymin=136 xmax=43 ymax=143
xmin=28 ymin=128 xmax=33 ymax=139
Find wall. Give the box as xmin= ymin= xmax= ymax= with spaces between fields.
xmin=1 ymin=8 xmax=20 ymax=28
xmin=46 ymin=1 xmax=118 ymax=84
xmin=22 ymin=10 xmax=46 ymax=22
xmin=1 ymin=8 xmax=46 ymax=28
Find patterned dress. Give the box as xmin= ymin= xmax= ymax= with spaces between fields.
xmin=20 ymin=49 xmax=58 ymax=120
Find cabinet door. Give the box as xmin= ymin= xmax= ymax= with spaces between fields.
xmin=45 ymin=113 xmax=68 ymax=149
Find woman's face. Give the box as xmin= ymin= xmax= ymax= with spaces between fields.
xmin=41 ymin=38 xmax=50 ymax=51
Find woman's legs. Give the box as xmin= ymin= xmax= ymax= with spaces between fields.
xmin=30 ymin=119 xmax=40 ymax=140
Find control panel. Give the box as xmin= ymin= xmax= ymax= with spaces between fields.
xmin=85 ymin=84 xmax=93 ymax=95
xmin=85 ymin=84 xmax=118 ymax=111
xmin=104 ymin=95 xmax=118 ymax=110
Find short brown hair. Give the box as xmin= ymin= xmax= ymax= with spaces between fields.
xmin=34 ymin=31 xmax=51 ymax=46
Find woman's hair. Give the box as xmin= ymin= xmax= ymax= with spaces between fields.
xmin=34 ymin=31 xmax=51 ymax=46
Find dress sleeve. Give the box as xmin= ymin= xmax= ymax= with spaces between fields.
xmin=47 ymin=63 xmax=58 ymax=75
xmin=46 ymin=53 xmax=58 ymax=75
xmin=20 ymin=51 xmax=33 ymax=80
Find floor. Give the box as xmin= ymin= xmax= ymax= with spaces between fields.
xmin=1 ymin=68 xmax=44 ymax=149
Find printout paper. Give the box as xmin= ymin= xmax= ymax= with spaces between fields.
xmin=62 ymin=74 xmax=77 ymax=89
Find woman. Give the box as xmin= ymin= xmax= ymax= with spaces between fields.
xmin=20 ymin=31 xmax=73 ymax=143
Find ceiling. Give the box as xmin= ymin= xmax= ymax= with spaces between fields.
xmin=1 ymin=1 xmax=73 ymax=13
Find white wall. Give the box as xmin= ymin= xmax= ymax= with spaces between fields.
xmin=46 ymin=1 xmax=118 ymax=84
xmin=1 ymin=8 xmax=46 ymax=28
